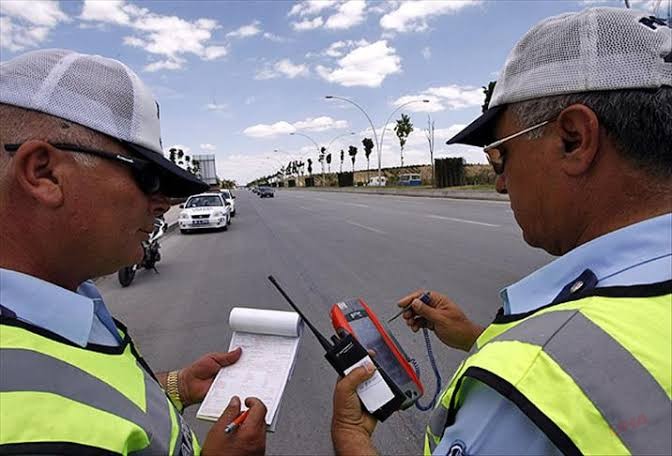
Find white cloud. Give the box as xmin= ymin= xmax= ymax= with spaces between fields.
xmin=294 ymin=116 xmax=348 ymax=132
xmin=205 ymin=103 xmax=228 ymax=111
xmin=0 ymin=0 xmax=69 ymax=51
xmin=226 ymin=20 xmax=261 ymax=38
xmin=80 ymin=0 xmax=137 ymax=25
xmin=80 ymin=0 xmax=227 ymax=72
xmin=263 ymin=32 xmax=287 ymax=42
xmin=291 ymin=16 xmax=323 ymax=30
xmin=316 ymin=40 xmax=401 ymax=87
xmin=288 ymin=0 xmax=338 ymax=17
xmin=244 ymin=96 xmax=256 ymax=105
xmin=393 ymin=84 xmax=483 ymax=112
xmin=203 ymin=46 xmax=228 ymax=60
xmin=144 ymin=59 xmax=184 ymax=72
xmin=380 ymin=0 xmax=481 ymax=33
xmin=255 ymin=59 xmax=309 ymax=80
xmin=324 ymin=41 xmax=347 ymax=57
xmin=243 ymin=116 xmax=348 ymax=138
xmin=325 ymin=0 xmax=366 ymax=29
xmin=244 ymin=121 xmax=296 ymax=138
xmin=422 ymin=46 xmax=431 ymax=60
xmin=200 ymin=143 xmax=217 ymax=151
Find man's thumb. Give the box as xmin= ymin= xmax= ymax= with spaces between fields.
xmin=214 ymin=396 xmax=241 ymax=429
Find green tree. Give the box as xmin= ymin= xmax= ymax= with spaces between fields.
xmin=169 ymin=148 xmax=177 ymax=163
xmin=362 ymin=137 xmax=374 ymax=182
xmin=394 ymin=113 xmax=414 ymax=168
xmin=340 ymin=149 xmax=345 ymax=173
xmin=482 ymin=81 xmax=496 ymax=113
xmin=348 ymin=145 xmax=358 ymax=175
xmin=307 ymin=158 xmax=313 ymax=176
xmin=326 ymin=153 xmax=332 ymax=173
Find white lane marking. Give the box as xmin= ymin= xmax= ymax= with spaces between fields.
xmin=427 ymin=214 xmax=500 ymax=227
xmin=346 ymin=221 xmax=386 ymax=235
xmin=298 ymin=206 xmax=312 ymax=211
xmin=342 ymin=202 xmax=369 ymax=208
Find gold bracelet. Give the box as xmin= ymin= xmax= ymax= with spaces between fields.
xmin=166 ymin=370 xmax=184 ymax=411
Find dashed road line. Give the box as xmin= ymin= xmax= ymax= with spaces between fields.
xmin=346 ymin=221 xmax=386 ymax=235
xmin=427 ymin=214 xmax=500 ymax=227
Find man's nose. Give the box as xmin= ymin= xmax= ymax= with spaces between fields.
xmin=149 ymin=193 xmax=171 ymax=217
xmin=495 ymin=174 xmax=508 ymax=194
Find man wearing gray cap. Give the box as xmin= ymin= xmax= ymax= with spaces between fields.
xmin=331 ymin=7 xmax=671 ymax=456
xmin=0 ymin=49 xmax=266 ymax=455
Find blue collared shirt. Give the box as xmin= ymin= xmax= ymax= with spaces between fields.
xmin=0 ymin=268 xmax=122 ymax=347
xmin=434 ymin=213 xmax=672 ymax=455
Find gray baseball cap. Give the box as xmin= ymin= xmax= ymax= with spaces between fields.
xmin=0 ymin=48 xmax=209 ymax=197
xmin=447 ymin=7 xmax=672 ymax=147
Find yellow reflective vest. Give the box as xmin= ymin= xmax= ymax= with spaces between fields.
xmin=424 ymin=281 xmax=671 ymax=456
xmin=0 ymin=316 xmax=200 ymax=455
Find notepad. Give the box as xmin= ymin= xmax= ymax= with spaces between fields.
xmin=196 ymin=307 xmax=302 ymax=431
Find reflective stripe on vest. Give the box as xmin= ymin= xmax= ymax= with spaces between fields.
xmin=424 ymin=289 xmax=671 ymax=456
xmin=0 ymin=321 xmax=196 ymax=455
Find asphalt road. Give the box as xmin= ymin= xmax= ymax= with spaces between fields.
xmin=96 ymin=189 xmax=553 ymax=455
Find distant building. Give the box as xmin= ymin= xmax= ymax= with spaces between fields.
xmin=192 ymin=154 xmax=218 ymax=185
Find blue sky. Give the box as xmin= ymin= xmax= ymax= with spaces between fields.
xmin=0 ymin=0 xmax=663 ymax=184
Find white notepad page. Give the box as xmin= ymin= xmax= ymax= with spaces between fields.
xmin=196 ymin=307 xmax=302 ymax=431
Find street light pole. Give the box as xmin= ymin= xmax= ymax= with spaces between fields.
xmin=325 ymin=95 xmax=429 ymax=184
xmin=289 ymin=131 xmax=321 ymax=186
xmin=290 ymin=131 xmax=355 ymax=187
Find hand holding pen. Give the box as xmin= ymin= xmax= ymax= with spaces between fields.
xmin=201 ymin=396 xmax=267 ymax=456
xmin=393 ymin=289 xmax=485 ymax=352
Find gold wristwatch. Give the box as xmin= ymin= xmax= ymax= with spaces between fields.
xmin=166 ymin=370 xmax=184 ymax=412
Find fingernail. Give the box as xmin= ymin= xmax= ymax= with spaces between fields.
xmin=364 ymin=362 xmax=375 ymax=373
xmin=230 ymin=396 xmax=240 ymax=407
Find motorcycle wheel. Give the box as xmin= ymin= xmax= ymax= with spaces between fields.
xmin=118 ymin=266 xmax=136 ymax=287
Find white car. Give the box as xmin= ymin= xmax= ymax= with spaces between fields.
xmin=179 ymin=193 xmax=231 ymax=234
xmin=220 ymin=189 xmax=236 ymax=216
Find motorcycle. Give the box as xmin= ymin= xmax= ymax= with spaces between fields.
xmin=118 ymin=217 xmax=167 ymax=287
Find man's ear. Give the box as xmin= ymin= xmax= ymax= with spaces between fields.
xmin=11 ymin=141 xmax=65 ymax=208
xmin=556 ymin=104 xmax=600 ymax=176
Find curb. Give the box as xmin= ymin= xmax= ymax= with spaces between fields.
xmin=279 ymin=187 xmax=508 ymax=202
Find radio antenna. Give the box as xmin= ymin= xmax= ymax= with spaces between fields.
xmin=268 ymin=275 xmax=333 ymax=350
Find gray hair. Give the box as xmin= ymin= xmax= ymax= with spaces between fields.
xmin=510 ymin=88 xmax=672 ymax=179
xmin=0 ymin=104 xmax=100 ymax=189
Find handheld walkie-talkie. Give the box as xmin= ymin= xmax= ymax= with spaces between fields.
xmin=268 ymin=276 xmax=405 ymax=421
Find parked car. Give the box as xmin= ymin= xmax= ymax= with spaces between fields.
xmin=220 ymin=189 xmax=236 ymax=216
xmin=178 ymin=193 xmax=231 ymax=234
xmin=258 ymin=186 xmax=274 ymax=198
xmin=398 ymin=173 xmax=422 ymax=186
xmin=368 ymin=176 xmax=388 ymax=186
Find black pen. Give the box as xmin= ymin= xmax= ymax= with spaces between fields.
xmin=388 ymin=291 xmax=431 ymax=323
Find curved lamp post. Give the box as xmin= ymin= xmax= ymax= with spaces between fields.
xmin=325 ymin=95 xmax=429 ymax=184
xmin=289 ymin=131 xmax=355 ymax=186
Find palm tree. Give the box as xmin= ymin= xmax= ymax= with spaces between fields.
xmin=348 ymin=145 xmax=358 ymax=174
xmin=362 ymin=137 xmax=374 ymax=183
xmin=307 ymin=158 xmax=313 ymax=176
xmin=326 ymin=153 xmax=332 ymax=173
xmin=394 ymin=113 xmax=414 ymax=167
xmin=340 ymin=149 xmax=345 ymax=173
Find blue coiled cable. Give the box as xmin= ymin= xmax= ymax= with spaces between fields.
xmin=409 ymin=292 xmax=442 ymax=411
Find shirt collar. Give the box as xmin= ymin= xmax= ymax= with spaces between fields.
xmin=0 ymin=268 xmax=94 ymax=347
xmin=501 ymin=213 xmax=672 ymax=315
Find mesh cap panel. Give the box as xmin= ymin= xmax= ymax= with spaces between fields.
xmin=490 ymin=7 xmax=672 ymax=107
xmin=0 ymin=48 xmax=162 ymax=154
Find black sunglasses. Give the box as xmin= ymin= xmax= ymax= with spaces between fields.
xmin=4 ymin=142 xmax=162 ymax=194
